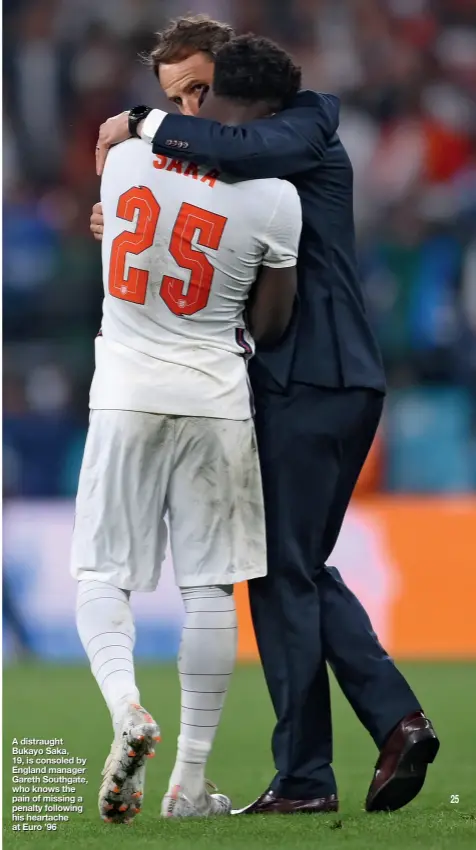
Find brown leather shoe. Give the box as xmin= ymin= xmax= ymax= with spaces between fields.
xmin=366 ymin=711 xmax=439 ymax=812
xmin=232 ymin=789 xmax=339 ymax=815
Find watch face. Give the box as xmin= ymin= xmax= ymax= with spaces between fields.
xmin=129 ymin=107 xmax=149 ymax=136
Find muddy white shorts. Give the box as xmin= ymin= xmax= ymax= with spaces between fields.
xmin=70 ymin=409 xmax=266 ymax=591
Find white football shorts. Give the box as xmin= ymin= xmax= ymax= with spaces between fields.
xmin=70 ymin=409 xmax=266 ymax=591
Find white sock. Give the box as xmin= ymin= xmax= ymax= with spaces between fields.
xmin=76 ymin=579 xmax=140 ymax=730
xmin=168 ymin=585 xmax=237 ymax=800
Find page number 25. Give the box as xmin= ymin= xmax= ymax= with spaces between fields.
xmin=108 ymin=186 xmax=227 ymax=316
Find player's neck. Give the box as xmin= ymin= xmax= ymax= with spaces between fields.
xmin=200 ymin=94 xmax=272 ymax=125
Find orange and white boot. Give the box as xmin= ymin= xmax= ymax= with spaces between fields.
xmin=161 ymin=780 xmax=231 ymax=818
xmin=99 ymin=703 xmax=160 ymax=824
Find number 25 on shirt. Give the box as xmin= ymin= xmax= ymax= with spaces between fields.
xmin=108 ymin=186 xmax=227 ymax=316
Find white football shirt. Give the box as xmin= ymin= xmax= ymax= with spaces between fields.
xmin=90 ymin=138 xmax=302 ymax=419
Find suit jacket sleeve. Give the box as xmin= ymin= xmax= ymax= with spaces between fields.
xmin=151 ymin=92 xmax=340 ymax=179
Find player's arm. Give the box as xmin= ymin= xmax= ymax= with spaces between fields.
xmin=248 ymin=267 xmax=297 ymax=347
xmin=247 ymin=182 xmax=302 ymax=346
xmin=142 ymin=91 xmax=340 ymax=180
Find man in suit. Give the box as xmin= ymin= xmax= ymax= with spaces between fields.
xmin=94 ymin=18 xmax=439 ymax=814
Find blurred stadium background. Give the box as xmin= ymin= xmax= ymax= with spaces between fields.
xmin=3 ymin=0 xmax=476 ymax=668
xmin=3 ymin=3 xmax=476 ymax=845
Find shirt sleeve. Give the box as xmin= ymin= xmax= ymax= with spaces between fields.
xmin=140 ymin=109 xmax=168 ymax=144
xmin=149 ymin=93 xmax=340 ymax=179
xmin=261 ymin=182 xmax=303 ymax=268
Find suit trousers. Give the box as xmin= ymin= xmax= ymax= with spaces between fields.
xmin=249 ymin=381 xmax=421 ymax=799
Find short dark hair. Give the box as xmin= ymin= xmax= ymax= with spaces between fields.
xmin=213 ymin=35 xmax=302 ymax=109
xmin=149 ymin=14 xmax=234 ymax=77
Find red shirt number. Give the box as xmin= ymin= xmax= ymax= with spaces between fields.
xmin=108 ymin=186 xmax=227 ymax=315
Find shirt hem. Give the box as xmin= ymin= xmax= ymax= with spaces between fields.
xmin=89 ymin=403 xmax=253 ymax=421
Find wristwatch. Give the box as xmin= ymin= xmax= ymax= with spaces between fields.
xmin=128 ymin=105 xmax=152 ymax=138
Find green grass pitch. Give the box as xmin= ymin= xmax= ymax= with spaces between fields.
xmin=3 ymin=661 xmax=475 ymax=849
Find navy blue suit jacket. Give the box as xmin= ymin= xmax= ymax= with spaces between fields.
xmin=151 ymin=91 xmax=385 ymax=393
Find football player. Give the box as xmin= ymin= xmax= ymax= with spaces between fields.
xmin=72 ymin=35 xmax=302 ymax=822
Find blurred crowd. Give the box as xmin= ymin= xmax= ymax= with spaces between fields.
xmin=3 ymin=0 xmax=476 ymax=496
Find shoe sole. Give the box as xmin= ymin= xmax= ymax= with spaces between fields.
xmin=366 ymin=733 xmax=440 ymax=812
xmin=101 ymin=720 xmax=160 ymax=824
xmin=231 ymin=802 xmax=339 ymax=815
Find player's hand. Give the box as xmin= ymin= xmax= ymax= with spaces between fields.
xmin=90 ymin=202 xmax=104 ymax=242
xmin=96 ymin=112 xmax=130 ymax=176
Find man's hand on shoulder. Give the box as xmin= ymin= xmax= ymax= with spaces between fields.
xmin=90 ymin=202 xmax=104 ymax=242
xmin=95 ymin=111 xmax=131 ymax=176
xmin=95 ymin=107 xmax=157 ymax=175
